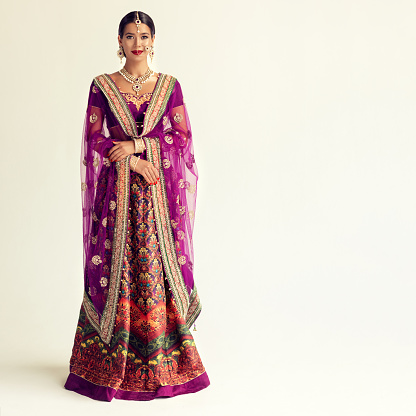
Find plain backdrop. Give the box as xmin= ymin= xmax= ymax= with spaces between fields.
xmin=1 ymin=0 xmax=416 ymax=415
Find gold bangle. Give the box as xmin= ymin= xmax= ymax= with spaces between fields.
xmin=133 ymin=137 xmax=145 ymax=153
xmin=133 ymin=155 xmax=140 ymax=171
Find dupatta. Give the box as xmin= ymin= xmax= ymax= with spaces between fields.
xmin=80 ymin=73 xmax=201 ymax=344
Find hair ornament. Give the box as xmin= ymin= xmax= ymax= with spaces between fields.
xmin=135 ymin=11 xmax=141 ymax=33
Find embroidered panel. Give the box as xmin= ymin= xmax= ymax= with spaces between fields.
xmin=143 ymin=136 xmax=190 ymax=320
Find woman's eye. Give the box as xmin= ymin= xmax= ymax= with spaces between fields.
xmin=141 ymin=36 xmax=148 ymax=39
xmin=127 ymin=36 xmax=133 ymax=39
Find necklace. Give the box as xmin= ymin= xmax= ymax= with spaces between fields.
xmin=118 ymin=66 xmax=154 ymax=95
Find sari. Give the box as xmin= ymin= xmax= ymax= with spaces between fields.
xmin=64 ymin=72 xmax=209 ymax=401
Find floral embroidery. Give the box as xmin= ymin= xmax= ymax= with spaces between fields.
xmin=188 ymin=210 xmax=195 ymax=220
xmin=103 ymin=158 xmax=111 ymax=167
xmin=163 ymin=159 xmax=171 ymax=169
xmin=91 ymin=235 xmax=97 ymax=244
xmin=90 ymin=112 xmax=98 ymax=123
xmin=100 ymin=276 xmax=108 ymax=287
xmin=187 ymin=185 xmax=196 ymax=194
xmin=88 ymin=286 xmax=97 ymax=296
xmin=122 ymin=92 xmax=152 ymax=112
xmin=92 ymin=212 xmax=98 ymax=221
xmin=164 ymin=135 xmax=173 ymax=144
xmin=162 ymin=115 xmax=168 ymax=126
xmin=177 ymin=230 xmax=185 ymax=240
xmin=105 ymin=239 xmax=111 ymax=249
xmin=178 ymin=179 xmax=185 ymax=188
xmin=91 ymin=255 xmax=102 ymax=265
xmin=171 ymin=219 xmax=178 ymax=229
xmin=179 ymin=206 xmax=186 ymax=215
xmin=93 ymin=157 xmax=99 ymax=167
xmin=178 ymin=255 xmax=186 ymax=265
xmin=109 ymin=200 xmax=116 ymax=210
xmin=81 ymin=182 xmax=87 ymax=191
xmin=173 ymin=113 xmax=183 ymax=123
xmin=102 ymin=217 xmax=107 ymax=227
xmin=92 ymin=85 xmax=98 ymax=93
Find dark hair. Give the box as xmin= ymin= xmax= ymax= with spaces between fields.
xmin=118 ymin=11 xmax=155 ymax=38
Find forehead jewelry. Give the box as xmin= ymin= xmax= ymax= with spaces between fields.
xmin=135 ymin=11 xmax=141 ymax=33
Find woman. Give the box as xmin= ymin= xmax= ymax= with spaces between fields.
xmin=64 ymin=11 xmax=210 ymax=401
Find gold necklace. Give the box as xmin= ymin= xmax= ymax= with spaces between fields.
xmin=118 ymin=66 xmax=154 ymax=95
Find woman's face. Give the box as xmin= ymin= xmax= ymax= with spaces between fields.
xmin=118 ymin=22 xmax=154 ymax=60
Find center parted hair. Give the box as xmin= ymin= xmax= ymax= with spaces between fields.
xmin=118 ymin=11 xmax=156 ymax=38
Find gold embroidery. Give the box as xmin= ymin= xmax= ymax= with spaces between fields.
xmin=173 ymin=113 xmax=183 ymax=123
xmin=162 ymin=115 xmax=168 ymax=126
xmin=179 ymin=206 xmax=186 ymax=215
xmin=93 ymin=157 xmax=99 ymax=167
xmin=90 ymin=112 xmax=98 ymax=123
xmin=122 ymin=92 xmax=152 ymax=112
xmin=164 ymin=135 xmax=173 ymax=144
xmin=91 ymin=255 xmax=102 ymax=265
xmin=94 ymin=181 xmax=98 ymax=188
xmin=177 ymin=230 xmax=185 ymax=240
xmin=105 ymin=239 xmax=111 ymax=249
xmin=92 ymin=212 xmax=98 ymax=221
xmin=188 ymin=210 xmax=195 ymax=220
xmin=178 ymin=255 xmax=186 ymax=265
xmin=92 ymin=86 xmax=98 ymax=93
xmin=171 ymin=219 xmax=178 ymax=229
xmin=100 ymin=276 xmax=108 ymax=287
xmin=91 ymin=235 xmax=97 ymax=244
xmin=109 ymin=200 xmax=116 ymax=210
xmin=178 ymin=179 xmax=185 ymax=188
xmin=163 ymin=159 xmax=171 ymax=169
xmin=81 ymin=182 xmax=87 ymax=191
xmin=103 ymin=158 xmax=111 ymax=167
xmin=102 ymin=217 xmax=107 ymax=227
xmin=187 ymin=185 xmax=196 ymax=194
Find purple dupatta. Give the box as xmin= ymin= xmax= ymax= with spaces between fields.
xmin=80 ymin=73 xmax=201 ymax=344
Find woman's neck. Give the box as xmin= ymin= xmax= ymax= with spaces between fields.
xmin=122 ymin=60 xmax=151 ymax=77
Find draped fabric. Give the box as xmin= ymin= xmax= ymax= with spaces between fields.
xmin=80 ymin=73 xmax=201 ymax=345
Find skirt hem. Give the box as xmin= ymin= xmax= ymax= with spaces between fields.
xmin=64 ymin=369 xmax=210 ymax=402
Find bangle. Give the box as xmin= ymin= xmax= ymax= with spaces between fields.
xmin=133 ymin=155 xmax=140 ymax=172
xmin=133 ymin=137 xmax=145 ymax=153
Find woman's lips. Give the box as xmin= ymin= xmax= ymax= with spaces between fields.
xmin=132 ymin=50 xmax=143 ymax=55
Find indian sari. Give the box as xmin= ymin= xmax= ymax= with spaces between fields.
xmin=64 ymin=72 xmax=210 ymax=401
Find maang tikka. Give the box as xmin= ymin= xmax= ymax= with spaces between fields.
xmin=135 ymin=11 xmax=141 ymax=33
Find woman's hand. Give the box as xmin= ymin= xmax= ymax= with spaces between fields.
xmin=134 ymin=159 xmax=160 ymax=185
xmin=108 ymin=140 xmax=135 ymax=162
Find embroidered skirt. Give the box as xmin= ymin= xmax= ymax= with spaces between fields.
xmin=64 ymin=172 xmax=209 ymax=401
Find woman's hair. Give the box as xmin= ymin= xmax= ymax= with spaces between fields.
xmin=118 ymin=11 xmax=155 ymax=38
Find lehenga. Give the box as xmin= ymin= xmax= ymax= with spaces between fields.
xmin=64 ymin=72 xmax=209 ymax=401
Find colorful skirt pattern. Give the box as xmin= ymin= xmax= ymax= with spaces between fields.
xmin=64 ymin=172 xmax=209 ymax=401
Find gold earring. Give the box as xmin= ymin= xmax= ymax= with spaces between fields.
xmin=116 ymin=45 xmax=124 ymax=64
xmin=149 ymin=46 xmax=154 ymax=63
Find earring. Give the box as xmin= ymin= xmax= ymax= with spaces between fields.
xmin=149 ymin=46 xmax=154 ymax=63
xmin=116 ymin=45 xmax=124 ymax=64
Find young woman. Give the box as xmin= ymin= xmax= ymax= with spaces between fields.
xmin=64 ymin=11 xmax=210 ymax=401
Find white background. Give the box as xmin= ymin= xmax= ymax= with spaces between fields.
xmin=1 ymin=0 xmax=415 ymax=415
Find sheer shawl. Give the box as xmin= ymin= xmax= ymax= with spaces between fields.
xmin=80 ymin=73 xmax=200 ymax=344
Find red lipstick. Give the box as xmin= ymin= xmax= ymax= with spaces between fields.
xmin=132 ymin=50 xmax=143 ymax=55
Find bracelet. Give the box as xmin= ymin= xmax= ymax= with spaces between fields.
xmin=133 ymin=155 xmax=140 ymax=172
xmin=133 ymin=137 xmax=145 ymax=153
